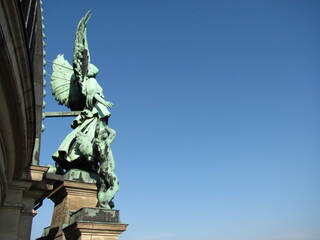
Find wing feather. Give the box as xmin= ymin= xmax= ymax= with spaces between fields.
xmin=50 ymin=54 xmax=84 ymax=110
xmin=73 ymin=10 xmax=92 ymax=83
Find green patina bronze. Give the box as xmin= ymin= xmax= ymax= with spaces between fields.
xmin=50 ymin=11 xmax=119 ymax=209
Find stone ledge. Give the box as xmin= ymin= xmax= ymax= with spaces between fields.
xmin=63 ymin=221 xmax=128 ymax=240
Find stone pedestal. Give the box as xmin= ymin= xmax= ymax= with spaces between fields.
xmin=63 ymin=208 xmax=127 ymax=240
xmin=39 ymin=178 xmax=127 ymax=240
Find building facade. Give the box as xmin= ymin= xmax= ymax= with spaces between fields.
xmin=0 ymin=0 xmax=53 ymax=239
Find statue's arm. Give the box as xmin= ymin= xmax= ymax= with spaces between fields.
xmin=94 ymin=93 xmax=113 ymax=108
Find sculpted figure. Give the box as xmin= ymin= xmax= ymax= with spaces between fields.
xmin=50 ymin=11 xmax=119 ymax=209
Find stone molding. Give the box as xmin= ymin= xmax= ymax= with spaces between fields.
xmin=0 ymin=165 xmax=56 ymax=240
xmin=63 ymin=222 xmax=128 ymax=240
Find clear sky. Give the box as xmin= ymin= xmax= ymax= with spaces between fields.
xmin=32 ymin=1 xmax=320 ymax=240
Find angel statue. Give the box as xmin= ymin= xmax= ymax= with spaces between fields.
xmin=50 ymin=11 xmax=119 ymax=209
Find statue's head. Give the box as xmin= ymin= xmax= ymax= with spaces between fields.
xmin=87 ymin=63 xmax=99 ymax=77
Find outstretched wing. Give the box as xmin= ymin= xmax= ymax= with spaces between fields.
xmin=50 ymin=54 xmax=84 ymax=110
xmin=73 ymin=10 xmax=92 ymax=83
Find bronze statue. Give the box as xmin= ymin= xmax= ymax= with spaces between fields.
xmin=50 ymin=11 xmax=119 ymax=209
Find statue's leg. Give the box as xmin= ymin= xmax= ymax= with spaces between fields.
xmin=97 ymin=182 xmax=110 ymax=209
xmin=97 ymin=157 xmax=119 ymax=208
xmin=96 ymin=121 xmax=119 ymax=208
xmin=105 ymin=170 xmax=119 ymax=204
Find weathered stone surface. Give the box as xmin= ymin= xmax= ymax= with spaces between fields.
xmin=38 ymin=180 xmax=98 ymax=239
xmin=68 ymin=208 xmax=120 ymax=224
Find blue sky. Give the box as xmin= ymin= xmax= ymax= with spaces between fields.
xmin=32 ymin=1 xmax=320 ymax=240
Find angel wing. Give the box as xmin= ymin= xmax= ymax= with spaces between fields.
xmin=50 ymin=54 xmax=85 ymax=110
xmin=73 ymin=10 xmax=92 ymax=83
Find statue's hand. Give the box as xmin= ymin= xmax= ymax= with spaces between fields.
xmin=105 ymin=101 xmax=114 ymax=108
